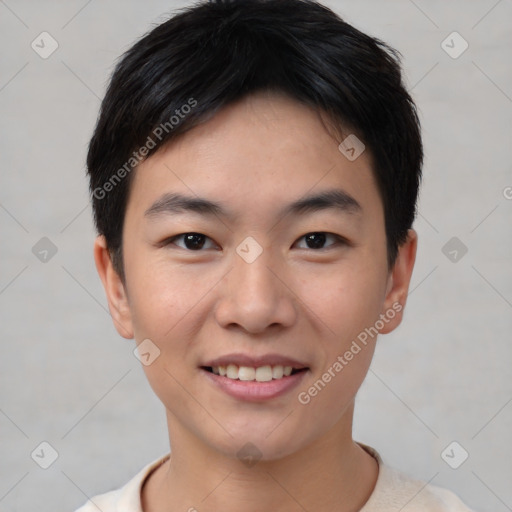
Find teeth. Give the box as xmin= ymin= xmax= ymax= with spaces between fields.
xmin=238 ymin=366 xmax=255 ymax=381
xmin=210 ymin=364 xmax=301 ymax=381
xmin=226 ymin=364 xmax=238 ymax=379
xmin=272 ymin=365 xmax=284 ymax=379
xmin=255 ymin=365 xmax=273 ymax=382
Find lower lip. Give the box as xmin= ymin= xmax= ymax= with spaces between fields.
xmin=201 ymin=369 xmax=308 ymax=402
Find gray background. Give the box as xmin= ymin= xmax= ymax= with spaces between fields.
xmin=1 ymin=0 xmax=511 ymax=511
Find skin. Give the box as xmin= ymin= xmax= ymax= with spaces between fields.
xmin=95 ymin=90 xmax=417 ymax=512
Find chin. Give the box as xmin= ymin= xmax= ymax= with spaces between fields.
xmin=202 ymin=422 xmax=313 ymax=463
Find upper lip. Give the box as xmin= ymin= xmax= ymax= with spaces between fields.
xmin=202 ymin=353 xmax=309 ymax=369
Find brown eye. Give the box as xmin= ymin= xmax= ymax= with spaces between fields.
xmin=295 ymin=232 xmax=346 ymax=250
xmin=166 ymin=233 xmax=217 ymax=251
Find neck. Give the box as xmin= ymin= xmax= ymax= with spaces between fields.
xmin=142 ymin=404 xmax=378 ymax=512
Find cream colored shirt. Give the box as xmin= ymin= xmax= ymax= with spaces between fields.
xmin=75 ymin=445 xmax=475 ymax=511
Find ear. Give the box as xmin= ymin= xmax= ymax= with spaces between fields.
xmin=93 ymin=235 xmax=134 ymax=339
xmin=379 ymin=229 xmax=418 ymax=334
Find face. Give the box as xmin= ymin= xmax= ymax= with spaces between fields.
xmin=96 ymin=91 xmax=416 ymax=462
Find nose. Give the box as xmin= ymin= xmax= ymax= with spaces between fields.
xmin=214 ymin=245 xmax=297 ymax=334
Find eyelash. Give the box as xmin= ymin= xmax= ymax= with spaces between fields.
xmin=161 ymin=232 xmax=349 ymax=251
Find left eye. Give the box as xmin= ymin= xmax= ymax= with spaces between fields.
xmin=295 ymin=232 xmax=345 ymax=250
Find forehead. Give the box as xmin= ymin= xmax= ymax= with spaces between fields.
xmin=126 ymin=91 xmax=383 ymax=226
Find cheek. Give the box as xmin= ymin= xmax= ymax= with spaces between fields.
xmin=125 ymin=257 xmax=203 ymax=341
xmin=293 ymin=267 xmax=382 ymax=426
xmin=296 ymin=262 xmax=386 ymax=344
xmin=127 ymin=263 xmax=202 ymax=403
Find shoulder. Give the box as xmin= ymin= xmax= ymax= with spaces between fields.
xmin=73 ymin=455 xmax=170 ymax=512
xmin=359 ymin=444 xmax=475 ymax=512
xmin=380 ymin=465 xmax=475 ymax=511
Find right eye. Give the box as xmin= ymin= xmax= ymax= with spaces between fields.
xmin=163 ymin=232 xmax=218 ymax=251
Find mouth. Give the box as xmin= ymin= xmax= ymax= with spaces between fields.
xmin=199 ymin=355 xmax=310 ymax=401
xmin=201 ymin=364 xmax=308 ymax=382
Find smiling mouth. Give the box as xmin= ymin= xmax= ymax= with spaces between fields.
xmin=201 ymin=364 xmax=308 ymax=382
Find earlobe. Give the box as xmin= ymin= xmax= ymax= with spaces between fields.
xmin=93 ymin=236 xmax=134 ymax=339
xmin=379 ymin=229 xmax=418 ymax=335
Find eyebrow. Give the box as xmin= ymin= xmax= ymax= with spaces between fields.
xmin=144 ymin=189 xmax=362 ymax=221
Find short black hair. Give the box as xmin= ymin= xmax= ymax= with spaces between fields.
xmin=87 ymin=0 xmax=423 ymax=280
